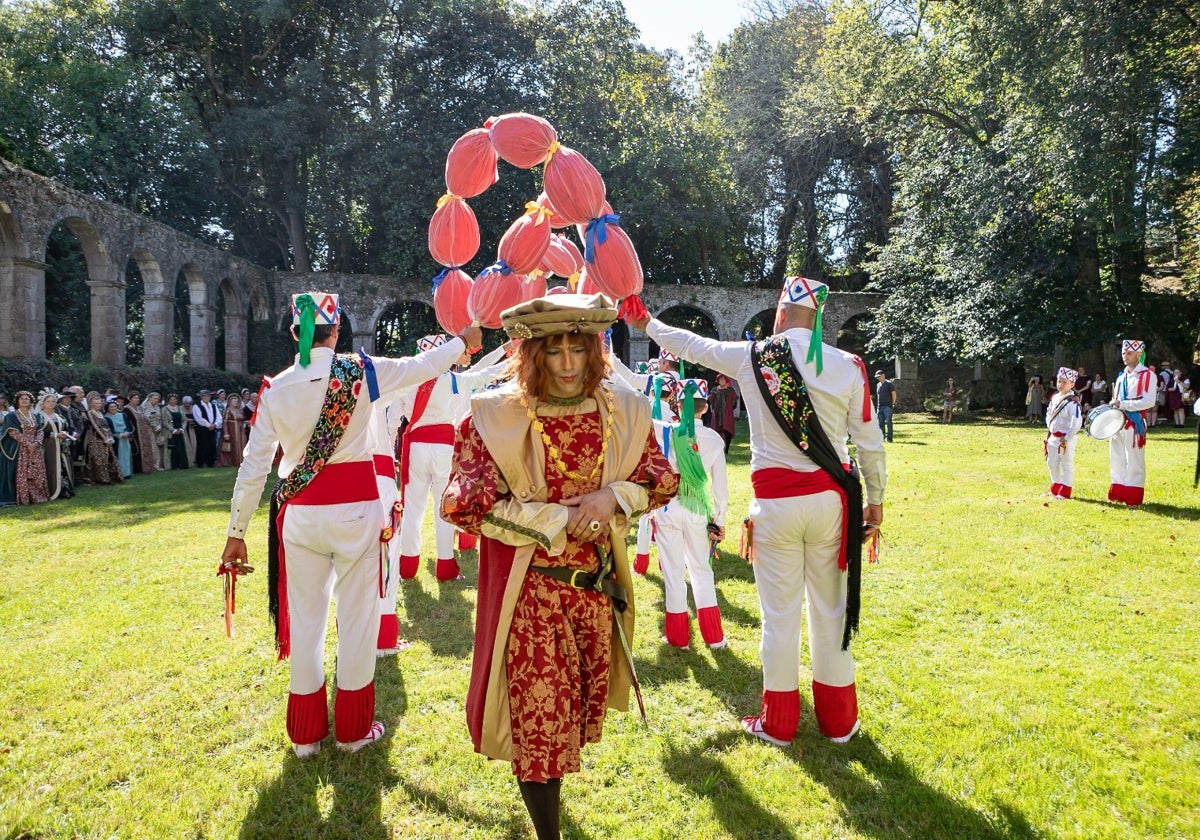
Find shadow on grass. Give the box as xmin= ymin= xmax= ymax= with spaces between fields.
xmin=238 ymin=738 xmax=396 ymax=840
xmin=1072 ymin=496 xmax=1200 ymax=521
xmin=664 ymin=730 xmax=1040 ymax=840
xmin=399 ymin=574 xmax=475 ymax=658
xmin=393 ymin=777 xmax=531 ymax=840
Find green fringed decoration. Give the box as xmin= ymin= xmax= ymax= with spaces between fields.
xmin=652 ymin=375 xmax=664 ymax=422
xmin=669 ymin=385 xmax=712 ymax=519
xmin=1140 ymin=349 xmax=1146 ymax=367
xmin=804 ymin=287 xmax=828 ymax=376
xmin=294 ymin=293 xmax=317 ymax=368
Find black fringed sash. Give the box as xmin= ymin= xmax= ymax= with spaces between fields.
xmin=750 ymin=337 xmax=865 ymax=650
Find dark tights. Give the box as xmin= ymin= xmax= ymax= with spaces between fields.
xmin=518 ymin=778 xmax=561 ymax=840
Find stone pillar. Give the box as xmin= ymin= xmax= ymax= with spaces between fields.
xmin=1 ymin=257 xmax=48 ymax=360
xmin=88 ymin=275 xmax=126 ymax=367
xmin=628 ymin=335 xmax=650 ymax=367
xmin=973 ymin=359 xmax=983 ymax=381
xmin=357 ymin=334 xmax=375 ymax=356
xmin=188 ymin=303 xmax=216 ymax=369
xmin=142 ymin=293 xmax=176 ymax=366
xmin=894 ymin=354 xmax=919 ymax=380
xmin=223 ymin=311 xmax=248 ymax=372
xmin=893 ymin=353 xmax=922 ymax=413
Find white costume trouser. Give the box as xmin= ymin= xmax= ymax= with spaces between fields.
xmin=1108 ymin=427 xmax=1146 ymax=489
xmin=636 ymin=513 xmax=653 ymax=555
xmin=1046 ymin=435 xmax=1077 ymax=489
xmin=655 ymin=504 xmax=718 ymax=613
xmin=282 ymin=499 xmax=383 ymax=696
xmin=377 ymin=473 xmax=401 ymax=619
xmin=750 ymin=491 xmax=854 ymax=691
xmin=399 ymin=442 xmax=455 ymax=558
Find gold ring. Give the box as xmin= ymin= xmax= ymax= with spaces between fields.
xmin=589 ymin=520 xmax=600 ymax=531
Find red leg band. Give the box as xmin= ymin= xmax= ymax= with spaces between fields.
xmin=1058 ymin=485 xmax=1072 ymax=499
xmin=399 ymin=554 xmax=420 ymax=579
xmin=334 ymin=681 xmax=375 ymax=743
xmin=377 ymin=613 xmax=399 ymax=649
xmin=812 ymin=681 xmax=858 ymax=739
xmin=762 ymin=689 xmax=801 ymax=742
xmin=697 ymin=606 xmax=725 ymax=646
xmin=286 ymin=683 xmax=329 ymax=745
xmin=457 ymin=533 xmax=477 ymax=551
xmin=663 ymin=611 xmax=690 ymax=647
xmin=436 ymin=557 xmax=460 ymax=582
xmin=1125 ymin=486 xmax=1144 ymax=506
xmin=633 ymin=553 xmax=650 ymax=575
xmin=1108 ymin=484 xmax=1125 ymax=502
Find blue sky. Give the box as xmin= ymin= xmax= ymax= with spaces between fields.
xmin=621 ymin=0 xmax=753 ymax=55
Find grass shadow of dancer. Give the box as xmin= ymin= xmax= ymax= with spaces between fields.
xmin=664 ymin=730 xmax=1040 ymax=840
xmin=237 ymin=734 xmax=396 ymax=840
xmin=399 ymin=574 xmax=475 ymax=658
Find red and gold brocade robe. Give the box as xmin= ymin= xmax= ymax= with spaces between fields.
xmin=442 ymin=383 xmax=677 ymax=768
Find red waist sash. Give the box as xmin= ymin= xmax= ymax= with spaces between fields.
xmin=373 ymin=453 xmax=394 ymax=477
xmin=289 ymin=461 xmax=380 ymax=505
xmin=751 ymin=466 xmax=851 ymax=570
xmin=400 ymin=422 xmax=456 ymax=493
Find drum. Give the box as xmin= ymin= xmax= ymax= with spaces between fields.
xmin=1084 ymin=405 xmax=1125 ymax=440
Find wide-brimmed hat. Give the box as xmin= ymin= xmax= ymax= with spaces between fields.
xmin=500 ymin=293 xmax=617 ymax=340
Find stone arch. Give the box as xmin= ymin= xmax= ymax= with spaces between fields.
xmin=131 ymin=247 xmax=175 ymax=366
xmin=654 ymin=298 xmax=724 ymax=339
xmin=0 ymin=193 xmax=35 ymax=359
xmin=374 ymin=300 xmax=438 ymax=356
xmin=837 ymin=312 xmax=893 ymax=373
xmin=249 ymin=286 xmax=270 ymax=322
xmin=43 ymin=216 xmax=121 ymax=365
xmin=743 ymin=308 xmax=775 ymax=341
xmin=216 ymin=277 xmax=248 ymax=372
xmin=175 ymin=264 xmax=211 ymax=367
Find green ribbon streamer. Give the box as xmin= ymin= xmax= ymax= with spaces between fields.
xmin=651 ymin=375 xmax=664 ymax=422
xmin=294 ymin=293 xmax=317 ymax=367
xmin=804 ymin=287 xmax=828 ymax=376
xmin=670 ymin=382 xmax=712 ymax=519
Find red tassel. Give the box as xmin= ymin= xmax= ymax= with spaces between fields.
xmin=618 ymin=294 xmax=649 ymax=324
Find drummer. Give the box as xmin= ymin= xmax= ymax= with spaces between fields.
xmin=1107 ymin=339 xmax=1156 ymax=508
xmin=1045 ymin=367 xmax=1083 ymax=500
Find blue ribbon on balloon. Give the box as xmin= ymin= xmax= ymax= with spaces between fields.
xmin=584 ymin=214 xmax=620 ymax=264
xmin=431 ymin=267 xmax=460 ymax=293
xmin=478 ymin=259 xmax=514 ymax=280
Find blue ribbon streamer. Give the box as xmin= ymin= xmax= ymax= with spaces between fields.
xmin=358 ymin=348 xmax=380 ymax=402
xmin=584 ymin=214 xmax=620 ymax=264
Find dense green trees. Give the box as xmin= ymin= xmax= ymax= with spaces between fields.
xmin=2 ymin=0 xmax=1197 ymax=363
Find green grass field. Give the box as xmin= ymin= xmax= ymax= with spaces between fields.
xmin=2 ymin=415 xmax=1198 ymax=839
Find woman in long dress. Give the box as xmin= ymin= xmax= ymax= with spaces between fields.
xmin=37 ymin=391 xmax=74 ymax=500
xmin=217 ymin=394 xmax=247 ymax=467
xmin=105 ymin=400 xmax=133 ymax=478
xmin=441 ymin=294 xmax=677 ymax=840
xmin=180 ymin=396 xmax=198 ymax=466
xmin=164 ymin=394 xmax=189 ymax=470
xmin=143 ymin=392 xmax=167 ymax=470
xmin=2 ymin=390 xmax=50 ymax=505
xmin=125 ymin=393 xmax=157 ymax=474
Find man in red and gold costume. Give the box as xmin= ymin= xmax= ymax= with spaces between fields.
xmin=442 ymin=293 xmax=677 ymax=840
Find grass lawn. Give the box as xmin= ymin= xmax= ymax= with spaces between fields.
xmin=2 ymin=414 xmax=1198 ymax=839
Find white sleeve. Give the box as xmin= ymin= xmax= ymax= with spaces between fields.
xmin=1118 ymin=373 xmax=1156 ymax=412
xmin=227 ymin=396 xmax=280 ymax=538
xmin=372 ymin=338 xmax=466 ymax=402
xmin=609 ymin=355 xmax=651 ymax=393
xmin=453 ymin=361 xmax=508 ymax=393
xmin=699 ymin=429 xmax=728 ymax=527
xmin=645 ymin=320 xmax=747 ymax=379
xmin=467 ymin=344 xmax=507 ymax=370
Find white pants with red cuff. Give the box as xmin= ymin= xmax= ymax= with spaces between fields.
xmin=1108 ymin=426 xmax=1147 ymax=506
xmin=748 ymin=490 xmax=857 ymax=742
xmin=1045 ymin=433 xmax=1076 ymax=498
xmin=398 ymin=441 xmax=457 ymax=580
xmin=282 ymin=498 xmax=383 ymax=745
xmin=633 ymin=513 xmax=654 ymax=574
xmin=655 ymin=503 xmax=724 ymax=647
xmin=375 ymin=462 xmax=402 ymax=650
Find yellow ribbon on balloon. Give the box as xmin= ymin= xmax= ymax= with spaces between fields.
xmin=543 ymin=140 xmax=561 ymax=165
xmin=524 ymin=201 xmax=553 ymax=226
xmin=436 ymin=192 xmax=462 ymax=209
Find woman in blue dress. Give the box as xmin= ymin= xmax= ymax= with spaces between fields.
xmin=105 ymin=400 xmax=133 ymax=478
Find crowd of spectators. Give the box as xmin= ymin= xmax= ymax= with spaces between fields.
xmin=1 ymin=384 xmax=256 ymax=507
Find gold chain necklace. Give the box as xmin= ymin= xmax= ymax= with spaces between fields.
xmin=520 ymin=386 xmax=615 ymax=483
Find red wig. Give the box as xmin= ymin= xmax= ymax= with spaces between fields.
xmin=512 ymin=332 xmax=610 ymax=401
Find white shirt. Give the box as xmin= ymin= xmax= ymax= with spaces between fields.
xmin=609 ymin=355 xmax=679 ymax=422
xmin=394 ymin=344 xmax=508 ymax=431
xmin=654 ymin=419 xmax=729 ymax=527
xmin=1045 ymin=392 xmax=1083 ymax=437
xmin=1114 ymin=364 xmax=1157 ymax=412
xmin=647 ymin=320 xmax=886 ymax=505
xmin=227 ymin=340 xmax=465 ymax=537
xmin=192 ymin=399 xmax=222 ymax=429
